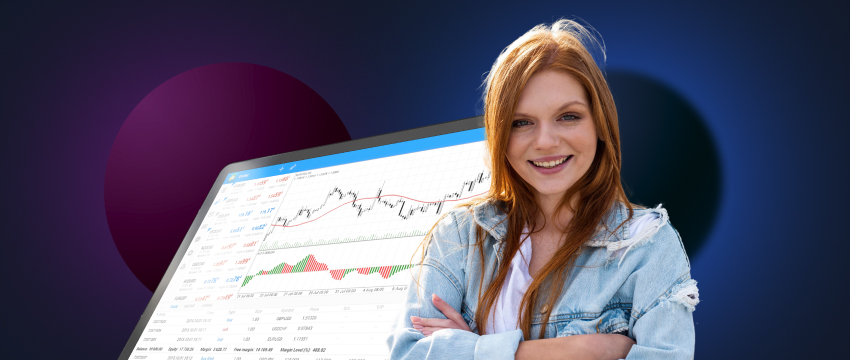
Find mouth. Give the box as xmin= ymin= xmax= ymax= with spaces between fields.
xmin=529 ymin=155 xmax=572 ymax=169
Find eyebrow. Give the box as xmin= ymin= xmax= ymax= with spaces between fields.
xmin=514 ymin=100 xmax=588 ymax=118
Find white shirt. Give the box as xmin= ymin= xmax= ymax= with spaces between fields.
xmin=485 ymin=213 xmax=660 ymax=334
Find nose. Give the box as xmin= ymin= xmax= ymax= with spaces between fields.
xmin=532 ymin=120 xmax=559 ymax=150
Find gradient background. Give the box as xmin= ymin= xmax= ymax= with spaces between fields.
xmin=2 ymin=1 xmax=848 ymax=358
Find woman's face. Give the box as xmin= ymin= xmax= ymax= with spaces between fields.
xmin=506 ymin=69 xmax=598 ymax=205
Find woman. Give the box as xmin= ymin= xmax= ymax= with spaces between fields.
xmin=386 ymin=19 xmax=698 ymax=360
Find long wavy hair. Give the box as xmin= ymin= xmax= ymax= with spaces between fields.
xmin=417 ymin=18 xmax=635 ymax=340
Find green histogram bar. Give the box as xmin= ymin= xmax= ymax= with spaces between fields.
xmin=241 ymin=261 xmax=418 ymax=287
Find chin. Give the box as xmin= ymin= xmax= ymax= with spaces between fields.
xmin=532 ymin=187 xmax=571 ymax=198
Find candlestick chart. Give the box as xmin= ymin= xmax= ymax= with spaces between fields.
xmin=257 ymin=141 xmax=491 ymax=251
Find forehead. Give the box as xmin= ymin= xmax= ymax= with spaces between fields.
xmin=515 ymin=69 xmax=588 ymax=115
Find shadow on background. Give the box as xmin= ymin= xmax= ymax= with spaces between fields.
xmin=608 ymin=70 xmax=722 ymax=260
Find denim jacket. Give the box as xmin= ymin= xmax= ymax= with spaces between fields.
xmin=386 ymin=199 xmax=698 ymax=360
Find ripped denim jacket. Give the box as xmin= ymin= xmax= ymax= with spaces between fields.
xmin=385 ymin=199 xmax=698 ymax=360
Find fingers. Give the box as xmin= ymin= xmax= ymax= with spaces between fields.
xmin=410 ymin=317 xmax=453 ymax=337
xmin=411 ymin=316 xmax=457 ymax=329
xmin=412 ymin=325 xmax=447 ymax=336
xmin=407 ymin=293 xmax=472 ymax=337
xmin=430 ymin=294 xmax=471 ymax=331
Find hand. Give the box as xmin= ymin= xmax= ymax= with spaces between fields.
xmin=410 ymin=294 xmax=472 ymax=336
xmin=584 ymin=333 xmax=636 ymax=360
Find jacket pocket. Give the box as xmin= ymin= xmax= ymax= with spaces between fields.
xmin=549 ymin=305 xmax=631 ymax=337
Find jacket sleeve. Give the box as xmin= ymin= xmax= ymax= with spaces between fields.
xmin=386 ymin=211 xmax=524 ymax=360
xmin=623 ymin=223 xmax=698 ymax=360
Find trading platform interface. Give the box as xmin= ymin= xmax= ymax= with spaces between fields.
xmin=129 ymin=128 xmax=488 ymax=360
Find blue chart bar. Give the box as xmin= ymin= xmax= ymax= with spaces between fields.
xmin=224 ymin=128 xmax=485 ymax=184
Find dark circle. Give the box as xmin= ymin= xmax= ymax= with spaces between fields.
xmin=607 ymin=70 xmax=722 ymax=260
xmin=105 ymin=63 xmax=351 ymax=291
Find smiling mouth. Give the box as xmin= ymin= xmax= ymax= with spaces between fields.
xmin=529 ymin=155 xmax=572 ymax=169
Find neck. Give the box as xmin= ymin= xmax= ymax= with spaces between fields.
xmin=533 ymin=193 xmax=576 ymax=232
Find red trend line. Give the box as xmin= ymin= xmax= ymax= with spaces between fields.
xmin=272 ymin=192 xmax=487 ymax=228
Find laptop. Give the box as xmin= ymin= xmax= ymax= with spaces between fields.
xmin=119 ymin=115 xmax=489 ymax=360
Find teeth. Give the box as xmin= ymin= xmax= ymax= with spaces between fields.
xmin=532 ymin=156 xmax=569 ymax=168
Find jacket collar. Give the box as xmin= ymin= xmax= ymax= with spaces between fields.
xmin=471 ymin=198 xmax=629 ymax=245
xmin=472 ymin=198 xmax=510 ymax=241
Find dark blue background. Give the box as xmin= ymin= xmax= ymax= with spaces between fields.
xmin=2 ymin=1 xmax=848 ymax=358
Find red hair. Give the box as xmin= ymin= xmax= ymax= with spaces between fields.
xmin=418 ymin=18 xmax=635 ymax=340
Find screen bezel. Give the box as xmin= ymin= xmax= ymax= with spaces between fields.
xmin=117 ymin=115 xmax=484 ymax=359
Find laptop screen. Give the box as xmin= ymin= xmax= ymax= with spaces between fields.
xmin=122 ymin=118 xmax=489 ymax=360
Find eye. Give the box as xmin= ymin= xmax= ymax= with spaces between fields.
xmin=559 ymin=114 xmax=580 ymax=121
xmin=512 ymin=119 xmax=531 ymax=127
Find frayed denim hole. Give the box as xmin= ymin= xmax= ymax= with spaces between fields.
xmin=665 ymin=279 xmax=700 ymax=312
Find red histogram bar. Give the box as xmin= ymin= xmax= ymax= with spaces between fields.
xmin=242 ymin=257 xmax=416 ymax=287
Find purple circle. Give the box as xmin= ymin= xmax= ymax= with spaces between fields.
xmin=105 ymin=63 xmax=350 ymax=291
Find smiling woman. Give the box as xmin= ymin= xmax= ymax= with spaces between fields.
xmin=386 ymin=18 xmax=697 ymax=360
xmin=507 ymin=70 xmax=599 ymax=225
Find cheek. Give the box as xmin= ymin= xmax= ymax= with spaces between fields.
xmin=575 ymin=125 xmax=598 ymax=156
xmin=505 ymin=136 xmax=524 ymax=166
xmin=565 ymin=132 xmax=598 ymax=171
xmin=580 ymin=138 xmax=598 ymax=158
